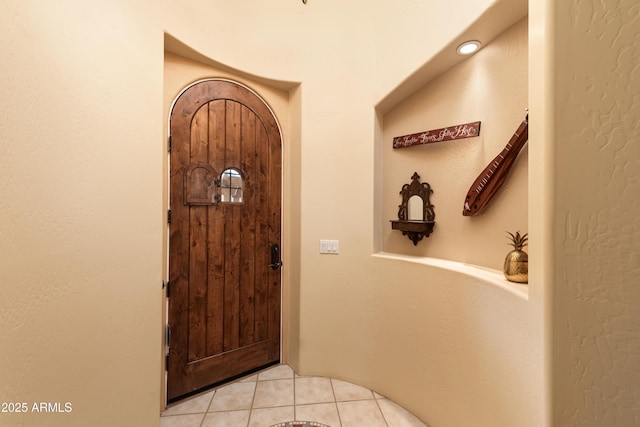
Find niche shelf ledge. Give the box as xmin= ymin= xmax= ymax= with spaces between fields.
xmin=390 ymin=220 xmax=435 ymax=245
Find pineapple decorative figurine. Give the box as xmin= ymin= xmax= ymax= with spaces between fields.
xmin=504 ymin=231 xmax=528 ymax=283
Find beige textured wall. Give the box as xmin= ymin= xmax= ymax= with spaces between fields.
xmin=527 ymin=0 xmax=554 ymax=424
xmin=545 ymin=0 xmax=640 ymax=425
xmin=0 ymin=2 xmax=164 ymax=426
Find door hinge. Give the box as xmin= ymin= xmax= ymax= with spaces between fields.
xmin=167 ymin=209 xmax=172 ymax=225
xmin=165 ymin=354 xmax=169 ymax=371
xmin=168 ymin=135 xmax=172 ymax=153
xmin=163 ymin=280 xmax=170 ymax=297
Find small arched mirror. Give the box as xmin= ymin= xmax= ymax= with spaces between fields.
xmin=390 ymin=172 xmax=435 ymax=245
xmin=408 ymin=195 xmax=424 ymax=221
xmin=220 ymin=168 xmax=243 ymax=203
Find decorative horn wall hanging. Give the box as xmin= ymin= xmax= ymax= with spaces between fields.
xmin=462 ymin=112 xmax=528 ymax=216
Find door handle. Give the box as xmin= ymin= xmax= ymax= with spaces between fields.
xmin=269 ymin=243 xmax=283 ymax=270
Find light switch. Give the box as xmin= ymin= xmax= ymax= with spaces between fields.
xmin=320 ymin=239 xmax=339 ymax=254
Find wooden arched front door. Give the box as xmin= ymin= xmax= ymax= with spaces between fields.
xmin=167 ymin=80 xmax=282 ymax=401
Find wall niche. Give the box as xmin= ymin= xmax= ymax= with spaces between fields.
xmin=380 ymin=18 xmax=529 ymax=271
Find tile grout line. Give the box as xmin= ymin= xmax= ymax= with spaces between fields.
xmin=247 ymin=372 xmax=259 ymax=427
xmin=292 ymin=371 xmax=297 ymax=422
xmin=197 ymin=388 xmax=216 ymax=427
xmin=329 ymin=378 xmax=344 ymax=427
xmin=374 ymin=394 xmax=390 ymax=427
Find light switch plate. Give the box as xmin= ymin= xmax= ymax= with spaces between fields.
xmin=320 ymin=239 xmax=339 ymax=254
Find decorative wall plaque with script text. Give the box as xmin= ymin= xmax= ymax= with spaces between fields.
xmin=393 ymin=121 xmax=481 ymax=148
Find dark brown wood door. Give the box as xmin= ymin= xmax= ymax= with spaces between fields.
xmin=167 ymin=80 xmax=282 ymax=401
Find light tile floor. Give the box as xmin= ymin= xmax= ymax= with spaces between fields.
xmin=160 ymin=364 xmax=427 ymax=427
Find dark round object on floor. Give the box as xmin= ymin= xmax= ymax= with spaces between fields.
xmin=270 ymin=422 xmax=331 ymax=427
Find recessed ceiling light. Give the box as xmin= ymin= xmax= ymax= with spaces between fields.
xmin=457 ymin=40 xmax=481 ymax=55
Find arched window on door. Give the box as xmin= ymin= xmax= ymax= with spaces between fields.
xmin=220 ymin=168 xmax=243 ymax=203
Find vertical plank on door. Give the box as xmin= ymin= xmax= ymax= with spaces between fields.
xmin=239 ymin=107 xmax=257 ymax=347
xmin=223 ymin=100 xmax=242 ymax=352
xmin=254 ymin=121 xmax=270 ymax=342
xmin=207 ymin=100 xmax=226 ymax=357
xmin=168 ymin=85 xmax=192 ymax=392
xmin=188 ymin=104 xmax=209 ymax=362
xmin=267 ymin=116 xmax=282 ymax=360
